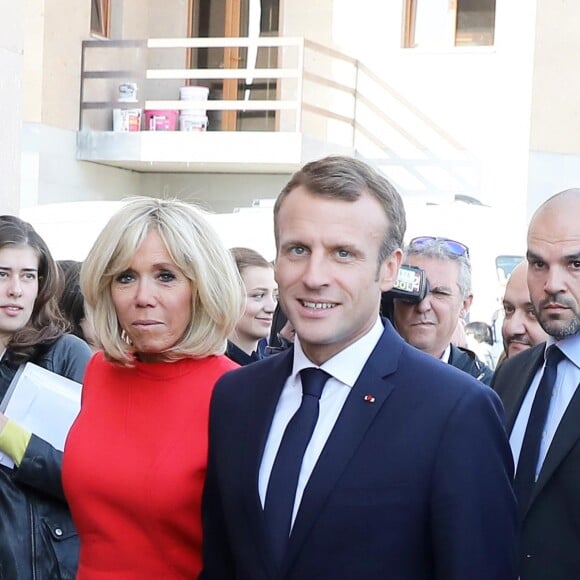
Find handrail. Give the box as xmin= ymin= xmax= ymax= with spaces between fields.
xmin=147 ymin=37 xmax=304 ymax=48
xmin=79 ymin=36 xmax=309 ymax=132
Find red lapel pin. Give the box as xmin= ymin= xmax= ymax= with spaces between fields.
xmin=363 ymin=394 xmax=376 ymax=403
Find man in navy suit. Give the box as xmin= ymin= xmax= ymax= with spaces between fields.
xmin=200 ymin=156 xmax=517 ymax=580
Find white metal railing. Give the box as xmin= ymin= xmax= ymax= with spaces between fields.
xmin=80 ymin=37 xmax=317 ymax=133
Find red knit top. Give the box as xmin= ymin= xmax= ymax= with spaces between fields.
xmin=63 ymin=352 xmax=238 ymax=579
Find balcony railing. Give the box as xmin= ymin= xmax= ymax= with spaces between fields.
xmin=78 ymin=36 xmax=478 ymax=201
xmin=79 ymin=36 xmax=358 ymax=144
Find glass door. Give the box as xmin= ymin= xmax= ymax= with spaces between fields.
xmin=189 ymin=0 xmax=279 ymax=131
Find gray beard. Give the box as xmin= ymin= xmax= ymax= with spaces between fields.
xmin=539 ymin=314 xmax=580 ymax=340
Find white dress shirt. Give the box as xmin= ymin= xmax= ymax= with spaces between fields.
xmin=258 ymin=317 xmax=384 ymax=527
xmin=440 ymin=344 xmax=451 ymax=363
xmin=510 ymin=334 xmax=580 ymax=479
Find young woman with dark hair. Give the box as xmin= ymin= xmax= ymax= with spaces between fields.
xmin=0 ymin=215 xmax=92 ymax=579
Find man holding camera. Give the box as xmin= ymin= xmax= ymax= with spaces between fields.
xmin=392 ymin=236 xmax=494 ymax=384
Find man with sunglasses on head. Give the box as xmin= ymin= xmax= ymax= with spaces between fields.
xmin=392 ymin=236 xmax=494 ymax=385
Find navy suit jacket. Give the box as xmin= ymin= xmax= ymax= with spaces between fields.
xmin=201 ymin=321 xmax=517 ymax=580
xmin=493 ymin=343 xmax=580 ymax=580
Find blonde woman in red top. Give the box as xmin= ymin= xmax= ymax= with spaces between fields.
xmin=63 ymin=197 xmax=243 ymax=579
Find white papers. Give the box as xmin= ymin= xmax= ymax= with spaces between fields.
xmin=0 ymin=362 xmax=81 ymax=468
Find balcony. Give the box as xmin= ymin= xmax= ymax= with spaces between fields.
xmin=77 ymin=37 xmax=358 ymax=173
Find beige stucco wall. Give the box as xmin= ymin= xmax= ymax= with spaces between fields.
xmin=0 ymin=1 xmax=23 ymax=214
xmin=25 ymin=0 xmax=577 ymax=240
xmin=529 ymin=0 xmax=580 ymax=155
xmin=281 ymin=0 xmax=536 ymax=216
xmin=23 ymin=0 xmax=190 ymax=131
xmin=38 ymin=0 xmax=89 ymax=130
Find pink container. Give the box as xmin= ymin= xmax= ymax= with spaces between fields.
xmin=144 ymin=109 xmax=178 ymax=131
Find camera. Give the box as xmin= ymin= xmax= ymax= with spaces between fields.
xmin=381 ymin=264 xmax=429 ymax=320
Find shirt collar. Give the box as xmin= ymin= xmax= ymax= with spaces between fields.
xmin=440 ymin=344 xmax=451 ymax=363
xmin=547 ymin=333 xmax=580 ymax=369
xmin=292 ymin=317 xmax=384 ymax=388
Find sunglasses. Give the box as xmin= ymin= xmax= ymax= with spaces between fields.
xmin=409 ymin=236 xmax=470 ymax=258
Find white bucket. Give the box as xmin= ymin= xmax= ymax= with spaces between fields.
xmin=113 ymin=108 xmax=141 ymax=132
xmin=180 ymin=86 xmax=209 ymax=116
xmin=179 ymin=114 xmax=208 ymax=132
xmin=179 ymin=85 xmax=209 ymax=101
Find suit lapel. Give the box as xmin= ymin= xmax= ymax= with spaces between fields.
xmin=503 ymin=346 xmax=544 ymax=433
xmin=281 ymin=324 xmax=403 ymax=574
xmin=240 ymin=350 xmax=294 ymax=576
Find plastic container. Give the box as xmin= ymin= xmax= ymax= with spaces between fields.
xmin=118 ymin=83 xmax=138 ymax=102
xmin=113 ymin=108 xmax=141 ymax=132
xmin=179 ymin=114 xmax=208 ymax=132
xmin=179 ymin=85 xmax=209 ymax=101
xmin=144 ymin=109 xmax=178 ymax=131
xmin=179 ymin=85 xmax=209 ymax=116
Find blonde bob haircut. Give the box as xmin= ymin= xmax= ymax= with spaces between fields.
xmin=80 ymin=197 xmax=244 ymax=365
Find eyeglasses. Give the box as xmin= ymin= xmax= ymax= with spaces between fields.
xmin=409 ymin=236 xmax=470 ymax=258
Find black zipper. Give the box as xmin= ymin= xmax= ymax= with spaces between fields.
xmin=29 ymin=499 xmax=37 ymax=580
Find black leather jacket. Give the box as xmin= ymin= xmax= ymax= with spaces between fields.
xmin=225 ymin=340 xmax=263 ymax=367
xmin=448 ymin=344 xmax=494 ymax=386
xmin=0 ymin=334 xmax=91 ymax=580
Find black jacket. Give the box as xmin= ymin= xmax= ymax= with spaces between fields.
xmin=448 ymin=344 xmax=494 ymax=386
xmin=0 ymin=334 xmax=91 ymax=580
xmin=226 ymin=340 xmax=262 ymax=367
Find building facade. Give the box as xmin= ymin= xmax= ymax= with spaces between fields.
xmin=3 ymin=0 xmax=580 ymax=321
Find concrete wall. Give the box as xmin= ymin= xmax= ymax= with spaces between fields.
xmin=23 ymin=0 xmax=580 ymax=250
xmin=39 ymin=0 xmax=90 ymax=130
xmin=527 ymin=151 xmax=580 ymax=218
xmin=525 ymin=0 xmax=580 ymax=217
xmin=0 ymin=1 xmax=23 ymax=214
xmin=283 ymin=0 xmax=536 ymax=218
xmin=20 ymin=124 xmax=141 ymax=208
xmin=138 ymin=171 xmax=289 ymax=213
xmin=529 ymin=0 xmax=580 ymax=156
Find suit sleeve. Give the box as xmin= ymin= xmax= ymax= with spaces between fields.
xmin=430 ymin=386 xmax=517 ymax=580
xmin=199 ymin=386 xmax=237 ymax=580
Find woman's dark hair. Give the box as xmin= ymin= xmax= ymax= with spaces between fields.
xmin=57 ymin=260 xmax=87 ymax=341
xmin=465 ymin=321 xmax=494 ymax=346
xmin=266 ymin=303 xmax=290 ymax=353
xmin=0 ymin=215 xmax=67 ymax=363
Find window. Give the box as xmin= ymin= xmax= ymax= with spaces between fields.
xmin=91 ymin=0 xmax=111 ymax=38
xmin=403 ymin=0 xmax=495 ymax=49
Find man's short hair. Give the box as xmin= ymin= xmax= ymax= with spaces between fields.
xmin=404 ymin=237 xmax=472 ymax=299
xmin=274 ymin=155 xmax=406 ymax=264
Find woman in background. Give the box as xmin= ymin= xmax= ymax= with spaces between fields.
xmin=63 ymin=197 xmax=243 ymax=579
xmin=226 ymin=247 xmax=277 ymax=365
xmin=57 ymin=259 xmax=97 ymax=348
xmin=0 ymin=215 xmax=92 ymax=579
